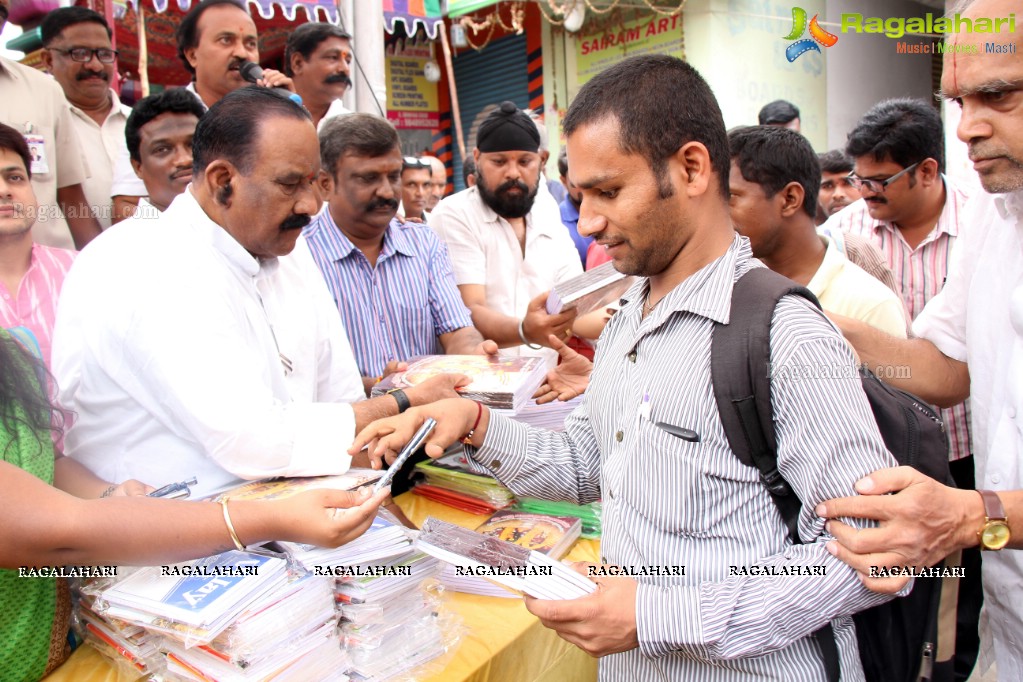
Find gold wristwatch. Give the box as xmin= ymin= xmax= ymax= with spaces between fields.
xmin=977 ymin=490 xmax=1011 ymax=551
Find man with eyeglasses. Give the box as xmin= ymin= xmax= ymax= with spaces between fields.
xmin=821 ymin=97 xmax=979 ymax=676
xmin=0 ymin=0 xmax=101 ymax=251
xmin=41 ymin=8 xmax=147 ymax=232
xmin=399 ymin=156 xmax=432 ymax=222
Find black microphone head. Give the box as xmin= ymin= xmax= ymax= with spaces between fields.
xmin=239 ymin=61 xmax=264 ymax=84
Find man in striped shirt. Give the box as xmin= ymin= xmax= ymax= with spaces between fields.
xmin=352 ymin=55 xmax=896 ymax=681
xmin=304 ymin=114 xmax=495 ymax=394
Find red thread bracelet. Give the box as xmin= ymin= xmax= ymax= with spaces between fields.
xmin=462 ymin=400 xmax=483 ymax=445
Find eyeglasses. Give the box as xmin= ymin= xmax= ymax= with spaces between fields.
xmin=847 ymin=161 xmax=921 ymax=194
xmin=402 ymin=156 xmax=430 ymax=171
xmin=49 ymin=47 xmax=119 ymax=64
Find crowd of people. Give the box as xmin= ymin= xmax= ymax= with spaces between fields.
xmin=1 ymin=0 xmax=1021 ymax=679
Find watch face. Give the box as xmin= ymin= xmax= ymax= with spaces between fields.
xmin=982 ymin=521 xmax=1011 ymax=550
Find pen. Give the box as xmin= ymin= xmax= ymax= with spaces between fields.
xmin=653 ymin=421 xmax=701 ymax=443
xmin=148 ymin=477 xmax=198 ymax=499
xmin=641 ymin=393 xmax=701 ymax=442
xmin=374 ymin=418 xmax=437 ymax=492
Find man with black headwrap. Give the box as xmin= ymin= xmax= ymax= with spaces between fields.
xmin=430 ymin=101 xmax=582 ymax=365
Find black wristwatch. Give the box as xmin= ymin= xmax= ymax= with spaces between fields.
xmin=387 ymin=388 xmax=411 ymax=413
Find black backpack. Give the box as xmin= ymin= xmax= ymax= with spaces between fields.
xmin=710 ymin=267 xmax=955 ymax=682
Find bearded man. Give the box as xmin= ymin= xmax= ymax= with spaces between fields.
xmin=429 ymin=101 xmax=582 ymax=364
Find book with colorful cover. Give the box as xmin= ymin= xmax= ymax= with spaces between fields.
xmin=473 ymin=510 xmax=581 ymax=560
xmin=371 ymin=355 xmax=548 ymax=412
xmin=213 ymin=469 xmax=383 ymax=502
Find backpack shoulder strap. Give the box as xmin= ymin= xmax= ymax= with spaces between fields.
xmin=711 ymin=266 xmax=820 ymax=540
xmin=711 ymin=267 xmax=838 ymax=682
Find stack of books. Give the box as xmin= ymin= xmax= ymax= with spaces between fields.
xmin=278 ymin=513 xmax=413 ymax=568
xmin=509 ymin=396 xmax=583 ymax=431
xmin=373 ymin=355 xmax=549 ymax=414
xmin=416 ymin=517 xmax=594 ymax=601
xmin=412 ymin=457 xmax=515 ymax=514
xmin=335 ymin=550 xmax=454 ymax=681
xmin=514 ymin=497 xmax=602 ymax=539
xmin=77 ymin=592 xmax=165 ymax=677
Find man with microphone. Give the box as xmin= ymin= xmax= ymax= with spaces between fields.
xmin=174 ymin=0 xmax=294 ymax=110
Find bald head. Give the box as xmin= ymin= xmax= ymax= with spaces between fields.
xmin=425 ymin=156 xmax=446 ymax=210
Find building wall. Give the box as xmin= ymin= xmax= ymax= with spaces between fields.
xmin=825 ymin=0 xmax=937 ymax=151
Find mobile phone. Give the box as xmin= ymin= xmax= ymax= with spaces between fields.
xmin=373 ymin=418 xmax=437 ymax=493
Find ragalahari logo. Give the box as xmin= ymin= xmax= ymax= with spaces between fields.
xmin=783 ymin=7 xmax=839 ymax=61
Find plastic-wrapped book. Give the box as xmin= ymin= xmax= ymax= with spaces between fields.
xmin=545 ymin=261 xmax=634 ymax=315
xmin=372 ymin=355 xmax=548 ymax=413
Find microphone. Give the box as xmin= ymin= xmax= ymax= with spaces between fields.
xmin=239 ymin=60 xmax=265 ymax=84
xmin=238 ymin=61 xmax=303 ymax=105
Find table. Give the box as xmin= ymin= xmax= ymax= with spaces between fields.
xmin=45 ymin=493 xmax=600 ymax=682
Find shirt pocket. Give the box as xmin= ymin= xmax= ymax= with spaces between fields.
xmin=621 ymin=419 xmax=711 ymax=538
xmin=396 ymin=294 xmax=436 ymax=353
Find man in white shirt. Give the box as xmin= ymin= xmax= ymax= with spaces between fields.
xmin=40 ymin=7 xmax=148 ymax=230
xmin=175 ymin=0 xmax=292 ymax=111
xmin=123 ymin=88 xmax=206 ymax=218
xmin=727 ymin=125 xmax=908 ymax=338
xmin=819 ymin=2 xmax=1023 ymax=678
xmin=52 ymin=88 xmax=463 ymax=498
xmin=429 ymin=102 xmax=581 ymax=364
xmin=284 ymin=22 xmax=352 ymax=132
xmin=0 ymin=0 xmax=101 ymax=250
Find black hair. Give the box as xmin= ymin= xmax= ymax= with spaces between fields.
xmin=283 ymin=22 xmax=351 ymax=77
xmin=0 ymin=333 xmax=64 ymax=458
xmin=818 ymin=149 xmax=854 ymax=175
xmin=175 ymin=0 xmax=248 ymax=77
xmin=563 ymin=54 xmax=730 ymax=200
xmin=557 ymin=148 xmax=568 ymax=178
xmin=192 ymin=87 xmax=310 ymax=176
xmin=728 ymin=125 xmax=821 ymax=218
xmin=125 ymin=88 xmax=206 ymax=164
xmin=0 ymin=122 xmax=32 ymax=179
xmin=462 ymin=156 xmax=476 ymax=187
xmin=845 ymin=98 xmax=945 ymax=172
xmin=319 ymin=113 xmax=400 ymax=180
xmin=757 ymin=100 xmax=800 ymax=126
xmin=40 ymin=7 xmax=111 ymax=45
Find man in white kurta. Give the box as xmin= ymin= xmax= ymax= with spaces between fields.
xmin=52 ymin=87 xmax=460 ymax=498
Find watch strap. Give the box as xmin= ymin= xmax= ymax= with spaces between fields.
xmin=979 ymin=489 xmax=1007 ymax=521
xmin=388 ymin=388 xmax=411 ymax=414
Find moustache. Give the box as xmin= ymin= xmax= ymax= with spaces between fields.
xmin=77 ymin=70 xmax=108 ymax=82
xmin=366 ymin=197 xmax=399 ymax=212
xmin=496 ymin=179 xmax=530 ymax=195
xmin=325 ymin=73 xmax=352 ymax=86
xmin=279 ymin=214 xmax=311 ymax=232
xmin=864 ymin=196 xmax=888 ymax=205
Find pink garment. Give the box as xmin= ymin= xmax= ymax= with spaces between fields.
xmin=585 ymin=240 xmax=611 ymax=270
xmin=0 ymin=243 xmax=75 ymax=367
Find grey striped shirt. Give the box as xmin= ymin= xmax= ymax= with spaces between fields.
xmin=468 ymin=235 xmax=896 ymax=681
